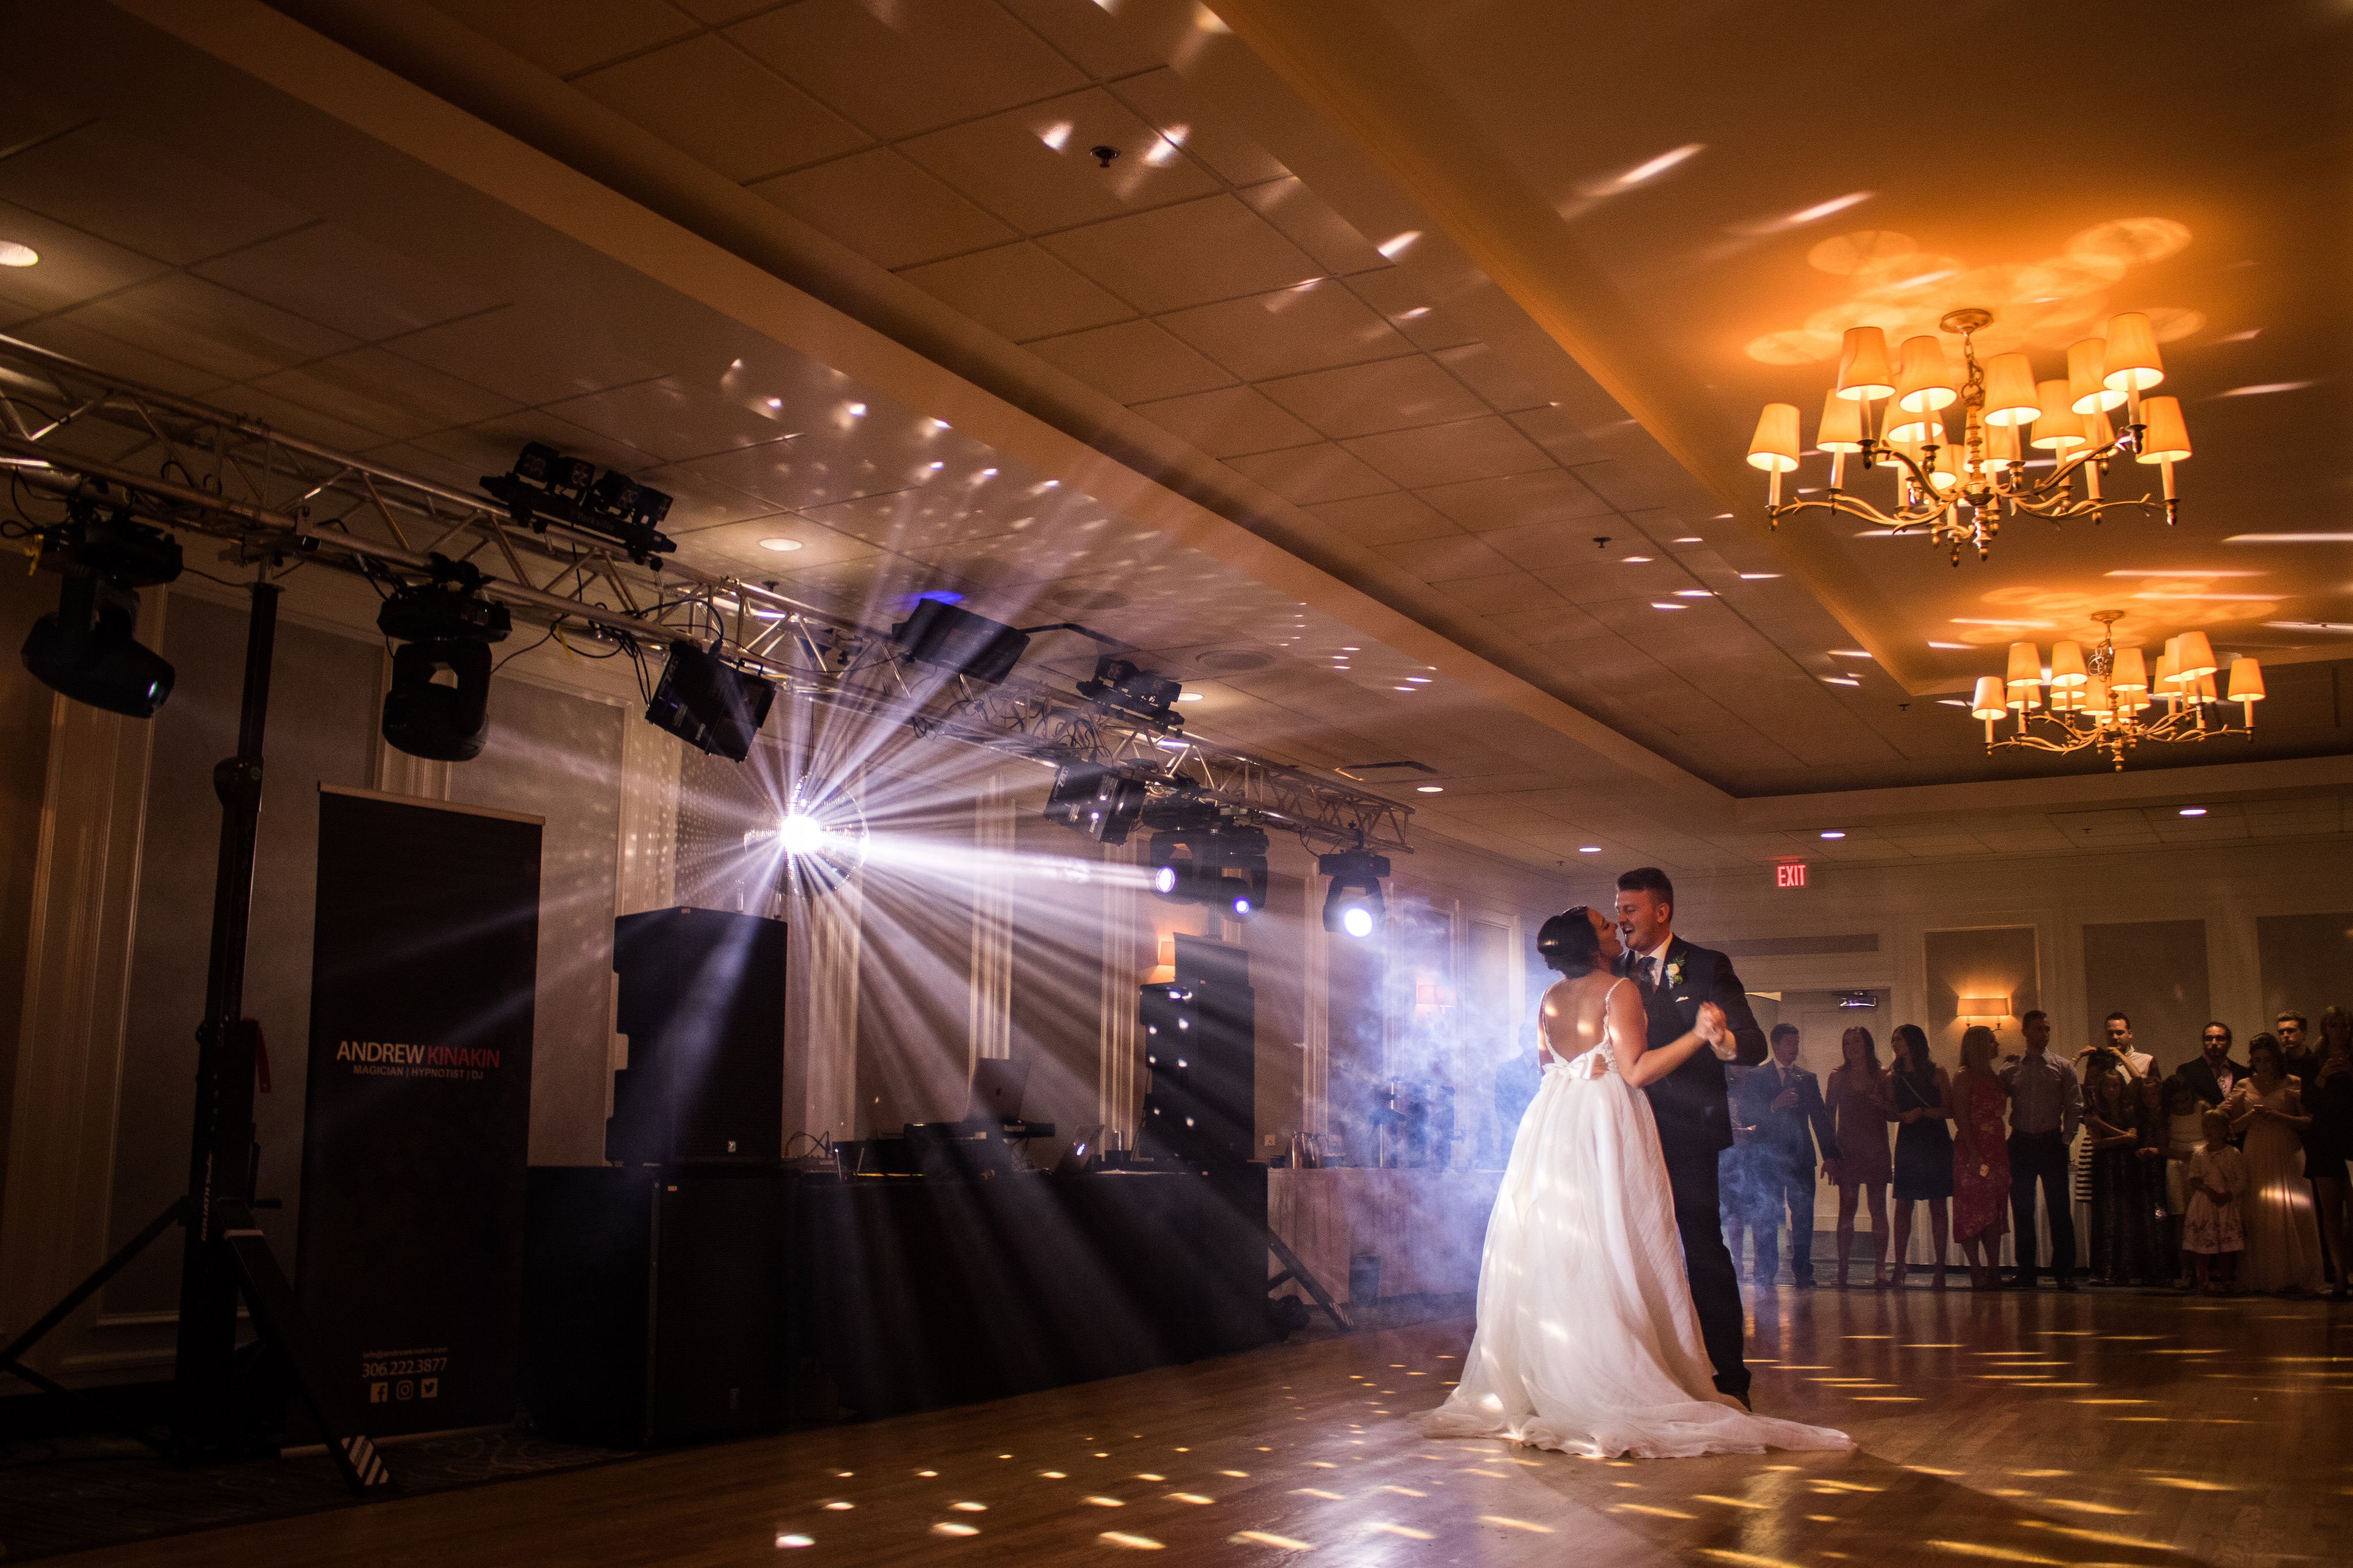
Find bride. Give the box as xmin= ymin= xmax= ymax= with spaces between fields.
xmin=1425 ymin=905 xmax=1851 ymax=1458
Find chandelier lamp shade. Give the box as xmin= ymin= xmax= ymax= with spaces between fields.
xmin=1964 ymin=611 xmax=2260 ymax=771
xmin=1750 ymin=307 xmax=2186 ymax=562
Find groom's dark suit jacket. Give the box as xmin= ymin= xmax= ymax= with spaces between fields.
xmin=1624 ymin=936 xmax=1769 ymax=1157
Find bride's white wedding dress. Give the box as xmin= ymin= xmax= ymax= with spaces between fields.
xmin=1425 ymin=984 xmax=1851 ymax=1458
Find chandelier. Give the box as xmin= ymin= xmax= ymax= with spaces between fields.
xmin=1964 ymin=612 xmax=2263 ymax=771
xmin=1745 ymin=308 xmax=2190 ymax=563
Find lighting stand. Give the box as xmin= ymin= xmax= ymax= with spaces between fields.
xmin=0 ymin=581 xmax=392 ymax=1494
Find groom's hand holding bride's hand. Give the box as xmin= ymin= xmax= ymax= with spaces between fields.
xmin=1697 ymin=1002 xmax=1737 ymax=1060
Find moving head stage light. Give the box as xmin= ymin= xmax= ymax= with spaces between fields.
xmin=1043 ymin=762 xmax=1149 ymax=846
xmin=377 ymin=554 xmax=512 ymax=762
xmin=20 ymin=501 xmax=181 ymax=718
xmin=647 ymin=640 xmax=776 ymax=761
xmin=1148 ymin=804 xmax=1270 ymax=921
xmin=1319 ymin=848 xmax=1391 ymax=939
xmin=1077 ymin=655 xmax=1182 ymax=732
xmin=481 ymin=441 xmax=676 ymax=563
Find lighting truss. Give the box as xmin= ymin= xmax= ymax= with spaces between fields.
xmin=0 ymin=335 xmax=1409 ymax=855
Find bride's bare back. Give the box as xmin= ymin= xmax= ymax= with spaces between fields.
xmin=1538 ymin=965 xmax=1727 ymax=1089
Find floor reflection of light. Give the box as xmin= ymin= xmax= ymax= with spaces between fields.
xmin=821 ymin=1500 xmax=853 ymax=1510
xmin=1040 ymin=1470 xmax=1066 ymax=1478
xmin=1694 ymin=1493 xmax=1770 ymax=1509
xmin=950 ymin=1501 xmax=986 ymax=1512
xmin=931 ymin=1522 xmax=979 ymax=1537
xmin=1230 ymin=1531 xmax=1314 ymax=1548
xmin=1367 ymin=1521 xmax=1437 ymax=1538
xmin=1290 ymin=1488 xmax=1343 ymax=1500
xmin=1925 ymin=1542 xmax=2067 ymax=1564
xmin=1613 ymin=1504 xmax=1696 ymax=1519
xmin=1098 ymin=1531 xmax=1163 ymax=1549
xmin=1700 ymin=1552 xmax=1807 ymax=1568
xmin=1086 ymin=1496 xmax=1126 ymax=1507
xmin=2018 ymin=1522 xmax=2175 ymax=1550
xmin=2147 ymin=1476 xmax=2229 ymax=1489
xmin=1168 ymin=1492 xmax=1214 ymax=1504
xmin=775 ymin=1532 xmax=814 ymax=1548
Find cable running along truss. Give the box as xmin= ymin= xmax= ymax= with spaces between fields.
xmin=0 ymin=335 xmax=1409 ymax=855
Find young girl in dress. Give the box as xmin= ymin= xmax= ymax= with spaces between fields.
xmin=2182 ymin=1109 xmax=2248 ymax=1295
xmin=2161 ymin=1076 xmax=2205 ymax=1289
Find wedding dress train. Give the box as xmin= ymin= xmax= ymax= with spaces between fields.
xmin=1424 ymin=1037 xmax=1852 ymax=1458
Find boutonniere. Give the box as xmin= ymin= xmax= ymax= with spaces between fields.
xmin=1665 ymin=958 xmax=1687 ymax=989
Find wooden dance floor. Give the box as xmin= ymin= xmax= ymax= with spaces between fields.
xmin=65 ymin=1287 xmax=2352 ymax=1566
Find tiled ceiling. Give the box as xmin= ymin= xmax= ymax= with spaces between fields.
xmin=0 ymin=2 xmax=2342 ymax=883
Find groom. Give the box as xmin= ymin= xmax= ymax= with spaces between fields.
xmin=1615 ymin=867 xmax=1769 ymax=1404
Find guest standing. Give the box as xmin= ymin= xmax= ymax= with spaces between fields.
xmin=2083 ymin=1064 xmax=2165 ymax=1285
xmin=1824 ymin=1027 xmax=1892 ymax=1287
xmin=2001 ymin=1010 xmax=2081 ymax=1289
xmin=1950 ymin=1026 xmax=2012 ymax=1290
xmin=1719 ymin=1066 xmax=1763 ymax=1285
xmin=2182 ymin=1109 xmax=2247 ymax=1294
xmin=2311 ymin=1010 xmax=2353 ymax=1300
xmin=1733 ymin=1024 xmax=1839 ymax=1288
xmin=1887 ymin=1024 xmax=1953 ymax=1288
xmin=2276 ymin=1011 xmax=2319 ymax=1093
xmin=2159 ymin=1075 xmax=2205 ymax=1287
xmin=2081 ymin=1011 xmax=2157 ymax=1080
xmin=2178 ymin=1022 xmax=2247 ymax=1107
xmin=2225 ymin=1034 xmax=2325 ymax=1293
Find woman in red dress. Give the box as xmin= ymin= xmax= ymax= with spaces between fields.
xmin=1950 ymin=1024 xmax=2013 ymax=1289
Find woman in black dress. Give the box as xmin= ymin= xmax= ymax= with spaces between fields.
xmin=2309 ymin=1009 xmax=2353 ymax=1300
xmin=1887 ymin=1024 xmax=1953 ymax=1288
xmin=2084 ymin=1059 xmax=2166 ymax=1285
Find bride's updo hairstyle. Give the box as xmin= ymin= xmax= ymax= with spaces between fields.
xmin=1536 ymin=907 xmax=1603 ymax=976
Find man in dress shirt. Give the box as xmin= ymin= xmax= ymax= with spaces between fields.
xmin=2076 ymin=1011 xmax=2156 ymax=1082
xmin=2177 ymin=1022 xmax=2248 ymax=1106
xmin=2001 ymin=1010 xmax=2082 ymax=1290
xmin=1734 ymin=1024 xmax=1839 ymax=1288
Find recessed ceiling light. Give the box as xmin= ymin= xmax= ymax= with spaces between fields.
xmin=1674 ymin=536 xmax=1703 ymax=543
xmin=1175 ymin=692 xmax=1203 ymax=702
xmin=1415 ymin=785 xmax=1444 ymax=793
xmin=1340 ymin=646 xmax=1360 ymax=651
xmin=2178 ymin=806 xmax=2208 ymax=817
xmin=1820 ymin=830 xmax=1846 ymax=840
xmin=0 ymin=242 xmax=37 ymax=267
xmin=1623 ymin=555 xmax=1653 ymax=563
xmin=1738 ymin=572 xmax=1780 ymax=580
xmin=1650 ymin=601 xmax=1686 ymax=611
xmin=1405 ymin=676 xmax=1430 ymax=683
xmin=1673 ymin=589 xmax=1714 ymax=598
xmin=1394 ymin=685 xmax=1417 ymax=692
xmin=757 ymin=538 xmax=804 ymax=552
xmin=1579 ymin=846 xmax=1602 ymax=853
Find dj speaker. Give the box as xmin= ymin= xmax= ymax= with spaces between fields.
xmin=1138 ymin=937 xmax=1255 ymax=1165
xmin=607 ymin=907 xmax=786 ymax=1164
xmin=522 ymin=1167 xmax=790 ymax=1446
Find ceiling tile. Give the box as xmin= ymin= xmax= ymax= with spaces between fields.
xmin=898 ymin=88 xmax=1218 ymax=234
xmin=1304 ymin=492 xmax=1463 ymax=547
xmin=545 ymin=376 xmax=808 ymax=461
xmin=994 ymin=0 xmax=1168 ymax=78
xmin=1025 ymin=319 xmax=1235 ymax=404
xmin=1375 ymin=532 xmax=1519 ymax=584
xmin=1483 ymin=602 xmax=1610 ymax=648
xmin=3 ymin=317 xmax=230 ymax=397
xmin=799 ymin=482 xmax=1050 ymax=553
xmin=675 ymin=515 xmax=882 ymax=573
xmin=0 ymin=200 xmax=171 ymax=315
xmin=1535 ymin=558 xmax=1680 ymax=605
xmin=248 ymin=346 xmax=519 ymax=443
xmin=1237 ymin=177 xmax=1390 ymax=275
xmin=1480 ymin=517 xmax=1643 ymax=573
xmin=60 ymin=274 xmax=354 ymax=382
xmin=1340 ymin=269 xmax=1480 ymax=351
xmin=1040 ymin=195 xmax=1322 ymax=314
xmin=0 ymin=121 xmax=308 ymax=267
xmin=1109 ymin=68 xmax=1290 ymax=186
xmin=1226 ymin=443 xmax=1397 ymax=506
xmin=1508 ymin=403 xmax=1637 ymax=468
xmin=1129 ymin=385 xmax=1320 ymax=458
xmin=211 ymin=383 xmax=380 ymax=451
xmin=438 ymin=0 xmax=699 ymax=76
xmin=750 ymin=148 xmax=1017 ymax=269
xmin=899 ymin=242 xmax=1133 ymax=343
xmin=573 ymin=34 xmax=870 ymax=180
xmin=381 ymin=306 xmax=668 ymax=406
xmin=1572 ymin=458 xmax=1665 ymax=513
xmin=727 ymin=0 xmax=1086 ymax=140
xmin=623 ymin=459 xmax=784 ymax=532
xmin=1344 ymin=416 xmax=1549 ymax=489
xmin=1158 ymin=280 xmax=1414 ymax=381
xmin=191 ymin=223 xmax=504 ymax=342
xmin=1418 ymin=466 xmax=1617 ymax=532
xmin=657 ymin=434 xmax=917 ymax=512
xmin=1439 ymin=572 xmax=1571 ymax=615
xmin=1257 ymin=356 xmax=1487 ymax=440
xmin=1434 ymin=341 xmax=1551 ymax=412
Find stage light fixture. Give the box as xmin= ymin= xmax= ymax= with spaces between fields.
xmin=377 ymin=555 xmax=512 ymax=762
xmin=1043 ymin=762 xmax=1148 ymax=845
xmin=645 ymin=641 xmax=776 ymax=761
xmin=1319 ymin=849 xmax=1391 ymax=939
xmin=1147 ymin=815 xmax=1268 ymax=918
xmin=1076 ymin=655 xmax=1183 ymax=732
xmin=892 ymin=597 xmax=1029 ymax=685
xmin=747 ymin=778 xmax=867 ymax=897
xmin=481 ymin=441 xmax=676 ymax=562
xmin=20 ymin=502 xmax=182 ymax=718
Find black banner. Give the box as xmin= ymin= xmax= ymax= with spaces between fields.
xmin=298 ymin=786 xmax=541 ymax=1435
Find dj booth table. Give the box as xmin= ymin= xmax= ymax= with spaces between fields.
xmin=522 ymin=1163 xmax=1271 ymax=1446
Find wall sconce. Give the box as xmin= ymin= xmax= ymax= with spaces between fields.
xmin=1957 ymin=995 xmax=2011 ymax=1020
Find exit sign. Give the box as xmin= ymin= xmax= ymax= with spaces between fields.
xmin=1776 ymin=862 xmax=1808 ymax=889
